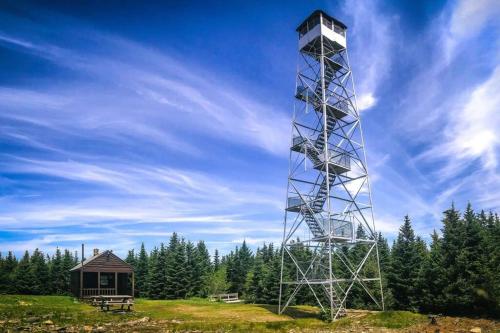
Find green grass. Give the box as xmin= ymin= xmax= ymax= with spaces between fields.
xmin=0 ymin=295 xmax=138 ymax=326
xmin=365 ymin=310 xmax=426 ymax=328
xmin=0 ymin=295 xmax=426 ymax=332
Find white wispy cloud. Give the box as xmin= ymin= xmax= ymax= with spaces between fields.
xmin=340 ymin=0 xmax=395 ymax=111
xmin=0 ymin=25 xmax=290 ymax=156
xmin=417 ymin=66 xmax=500 ymax=176
xmin=444 ymin=0 xmax=500 ymax=61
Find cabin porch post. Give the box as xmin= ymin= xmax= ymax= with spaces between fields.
xmin=97 ymin=271 xmax=101 ymax=295
xmin=132 ymin=272 xmax=135 ymax=297
xmin=114 ymin=272 xmax=118 ymax=295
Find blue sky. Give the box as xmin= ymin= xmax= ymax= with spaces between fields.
xmin=0 ymin=0 xmax=499 ymax=257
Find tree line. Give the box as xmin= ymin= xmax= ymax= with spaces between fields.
xmin=0 ymin=248 xmax=78 ymax=295
xmin=0 ymin=203 xmax=498 ymax=317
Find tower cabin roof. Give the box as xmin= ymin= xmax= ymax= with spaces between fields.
xmin=296 ymin=9 xmax=347 ymax=32
xmin=70 ymin=250 xmax=133 ymax=273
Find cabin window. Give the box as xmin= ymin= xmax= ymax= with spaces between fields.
xmin=299 ymin=25 xmax=308 ymax=38
xmin=323 ymin=17 xmax=333 ymax=30
xmin=299 ymin=16 xmax=320 ymax=38
xmin=100 ymin=274 xmax=110 ymax=287
xmin=308 ymin=16 xmax=320 ymax=30
xmin=334 ymin=24 xmax=346 ymax=37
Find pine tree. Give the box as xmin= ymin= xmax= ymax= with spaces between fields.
xmin=30 ymin=249 xmax=49 ymax=295
xmin=226 ymin=248 xmax=239 ymax=293
xmin=145 ymin=247 xmax=158 ymax=298
xmin=376 ymin=232 xmax=393 ymax=308
xmin=419 ymin=230 xmax=446 ymax=312
xmin=246 ymin=248 xmax=266 ymax=303
xmin=185 ymin=241 xmax=196 ymax=297
xmin=0 ymin=253 xmax=5 ymax=293
xmin=125 ymin=249 xmax=136 ymax=268
xmin=0 ymin=251 xmax=17 ymax=294
xmin=286 ymin=240 xmax=314 ymax=305
xmin=147 ymin=245 xmax=165 ymax=299
xmin=347 ymin=225 xmax=372 ymax=308
xmin=461 ymin=204 xmax=490 ymax=314
xmin=165 ymin=234 xmax=188 ymax=299
xmin=440 ymin=204 xmax=468 ymax=314
xmin=61 ymin=250 xmax=75 ymax=293
xmin=194 ymin=241 xmax=212 ymax=296
xmin=213 ymin=249 xmax=220 ymax=271
xmin=413 ymin=236 xmax=429 ymax=309
xmin=262 ymin=249 xmax=281 ymax=304
xmin=377 ymin=233 xmax=390 ymax=272
xmin=228 ymin=241 xmax=252 ymax=295
xmin=15 ymin=251 xmax=36 ymax=294
xmin=484 ymin=212 xmax=500 ymax=316
xmin=388 ymin=215 xmax=423 ymax=310
xmin=135 ymin=243 xmax=149 ymax=297
xmin=49 ymin=248 xmax=65 ymax=294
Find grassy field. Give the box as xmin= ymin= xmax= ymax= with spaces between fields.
xmin=0 ymin=295 xmax=497 ymax=332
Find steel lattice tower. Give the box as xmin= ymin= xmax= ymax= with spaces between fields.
xmin=279 ymin=10 xmax=384 ymax=321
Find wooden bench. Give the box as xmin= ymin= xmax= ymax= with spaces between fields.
xmin=209 ymin=293 xmax=241 ymax=303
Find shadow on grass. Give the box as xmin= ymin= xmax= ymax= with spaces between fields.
xmin=256 ymin=304 xmax=319 ymax=319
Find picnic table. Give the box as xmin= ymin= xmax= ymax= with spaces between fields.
xmin=91 ymin=295 xmax=134 ymax=311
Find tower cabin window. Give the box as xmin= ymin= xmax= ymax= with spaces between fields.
xmin=298 ymin=15 xmax=321 ymax=38
xmin=334 ymin=24 xmax=346 ymax=37
xmin=322 ymin=16 xmax=346 ymax=37
xmin=323 ymin=17 xmax=333 ymax=30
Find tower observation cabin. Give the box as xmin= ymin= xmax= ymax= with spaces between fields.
xmin=297 ymin=10 xmax=347 ymax=53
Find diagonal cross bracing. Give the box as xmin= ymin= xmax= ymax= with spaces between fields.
xmin=279 ymin=11 xmax=384 ymax=321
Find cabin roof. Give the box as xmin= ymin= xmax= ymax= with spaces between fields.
xmin=296 ymin=10 xmax=347 ymax=32
xmin=70 ymin=250 xmax=133 ymax=272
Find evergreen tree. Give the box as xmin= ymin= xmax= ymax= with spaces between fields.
xmin=145 ymin=247 xmax=158 ymax=298
xmin=125 ymin=249 xmax=136 ymax=268
xmin=15 ymin=251 xmax=36 ymax=294
xmin=61 ymin=250 xmax=75 ymax=293
xmin=49 ymin=248 xmax=65 ymax=294
xmin=213 ymin=249 xmax=220 ymax=271
xmin=30 ymin=249 xmax=49 ymax=295
xmin=461 ymin=204 xmax=488 ymax=313
xmin=246 ymin=248 xmax=266 ymax=303
xmin=376 ymin=233 xmax=390 ymax=272
xmin=376 ymin=233 xmax=393 ymax=309
xmin=147 ymin=245 xmax=165 ymax=299
xmin=440 ymin=205 xmax=468 ymax=313
xmin=227 ymin=241 xmax=252 ymax=295
xmin=194 ymin=241 xmax=212 ymax=296
xmin=388 ymin=215 xmax=423 ymax=310
xmin=413 ymin=236 xmax=429 ymax=309
xmin=0 ymin=251 xmax=17 ymax=294
xmin=185 ymin=241 xmax=196 ymax=297
xmin=262 ymin=249 xmax=281 ymax=304
xmin=135 ymin=243 xmax=149 ymax=297
xmin=287 ymin=240 xmax=314 ymax=305
xmin=165 ymin=234 xmax=188 ymax=299
xmin=484 ymin=212 xmax=500 ymax=316
xmin=347 ymin=225 xmax=372 ymax=308
xmin=419 ymin=230 xmax=446 ymax=312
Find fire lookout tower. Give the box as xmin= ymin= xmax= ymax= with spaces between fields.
xmin=279 ymin=10 xmax=384 ymax=321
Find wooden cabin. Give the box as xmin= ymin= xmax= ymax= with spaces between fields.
xmin=70 ymin=249 xmax=134 ymax=298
